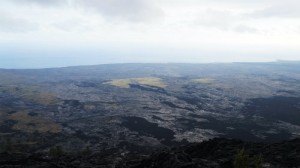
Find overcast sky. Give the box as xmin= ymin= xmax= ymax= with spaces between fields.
xmin=0 ymin=0 xmax=300 ymax=68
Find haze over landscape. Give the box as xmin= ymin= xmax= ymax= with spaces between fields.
xmin=1 ymin=0 xmax=300 ymax=68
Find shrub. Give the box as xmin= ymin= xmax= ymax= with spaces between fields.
xmin=253 ymin=154 xmax=263 ymax=168
xmin=49 ymin=146 xmax=64 ymax=157
xmin=234 ymin=148 xmax=250 ymax=168
xmin=233 ymin=148 xmax=263 ymax=168
xmin=81 ymin=146 xmax=91 ymax=155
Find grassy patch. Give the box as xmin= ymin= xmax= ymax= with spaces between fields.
xmin=9 ymin=111 xmax=62 ymax=134
xmin=0 ymin=72 xmax=26 ymax=85
xmin=104 ymin=77 xmax=167 ymax=88
xmin=22 ymin=91 xmax=58 ymax=106
xmin=192 ymin=78 xmax=215 ymax=84
xmin=0 ymin=111 xmax=8 ymax=125
xmin=134 ymin=77 xmax=167 ymax=88
xmin=104 ymin=79 xmax=132 ymax=88
xmin=0 ymin=86 xmax=58 ymax=106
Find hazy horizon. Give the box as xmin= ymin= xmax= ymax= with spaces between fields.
xmin=1 ymin=60 xmax=300 ymax=70
xmin=1 ymin=0 xmax=300 ymax=68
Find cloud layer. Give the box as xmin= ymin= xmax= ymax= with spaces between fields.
xmin=0 ymin=0 xmax=299 ymax=67
xmin=11 ymin=0 xmax=67 ymax=6
xmin=0 ymin=11 xmax=38 ymax=32
xmin=251 ymin=3 xmax=300 ymax=18
xmin=75 ymin=0 xmax=163 ymax=22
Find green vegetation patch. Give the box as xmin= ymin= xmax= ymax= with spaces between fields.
xmin=234 ymin=148 xmax=263 ymax=168
xmin=9 ymin=111 xmax=62 ymax=134
xmin=104 ymin=79 xmax=132 ymax=88
xmin=192 ymin=78 xmax=215 ymax=84
xmin=0 ymin=111 xmax=8 ymax=125
xmin=104 ymin=77 xmax=167 ymax=88
xmin=0 ymin=86 xmax=58 ymax=106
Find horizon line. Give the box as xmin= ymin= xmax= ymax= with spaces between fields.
xmin=1 ymin=60 xmax=300 ymax=70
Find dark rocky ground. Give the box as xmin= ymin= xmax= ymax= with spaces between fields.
xmin=1 ymin=138 xmax=300 ymax=168
xmin=1 ymin=63 xmax=300 ymax=167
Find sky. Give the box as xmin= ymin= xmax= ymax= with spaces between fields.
xmin=0 ymin=0 xmax=300 ymax=68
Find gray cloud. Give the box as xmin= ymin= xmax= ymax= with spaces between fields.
xmin=52 ymin=19 xmax=92 ymax=32
xmin=74 ymin=0 xmax=164 ymax=22
xmin=0 ymin=12 xmax=38 ymax=32
xmin=194 ymin=9 xmax=260 ymax=34
xmin=11 ymin=0 xmax=67 ymax=6
xmin=234 ymin=25 xmax=258 ymax=33
xmin=195 ymin=9 xmax=237 ymax=30
xmin=250 ymin=1 xmax=300 ymax=18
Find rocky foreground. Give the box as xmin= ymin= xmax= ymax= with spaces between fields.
xmin=1 ymin=138 xmax=300 ymax=168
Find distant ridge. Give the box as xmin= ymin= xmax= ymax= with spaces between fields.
xmin=1 ymin=60 xmax=300 ymax=70
xmin=276 ymin=60 xmax=300 ymax=63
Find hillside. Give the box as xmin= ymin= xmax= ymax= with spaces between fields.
xmin=1 ymin=138 xmax=300 ymax=168
xmin=0 ymin=63 xmax=300 ymax=167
